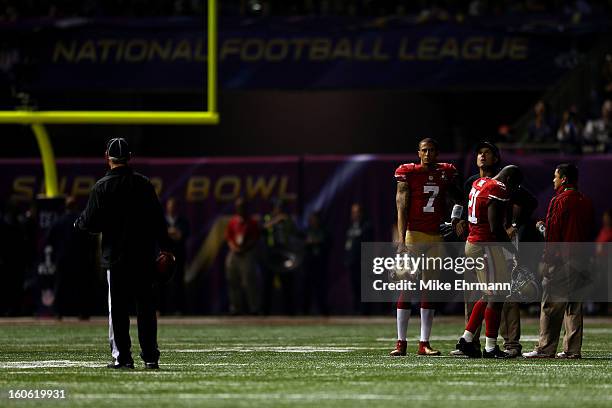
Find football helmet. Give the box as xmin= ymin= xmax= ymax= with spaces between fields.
xmin=508 ymin=264 xmax=541 ymax=303
xmin=388 ymin=251 xmax=421 ymax=282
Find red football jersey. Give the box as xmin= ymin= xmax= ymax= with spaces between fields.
xmin=225 ymin=215 xmax=260 ymax=248
xmin=467 ymin=177 xmax=510 ymax=243
xmin=394 ymin=162 xmax=458 ymax=234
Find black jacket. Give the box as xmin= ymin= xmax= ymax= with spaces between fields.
xmin=76 ymin=166 xmax=170 ymax=269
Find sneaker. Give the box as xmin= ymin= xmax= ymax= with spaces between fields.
xmin=106 ymin=361 xmax=134 ymax=369
xmin=522 ymin=350 xmax=554 ymax=358
xmin=450 ymin=343 xmax=481 ymax=357
xmin=556 ymin=351 xmax=581 ymax=359
xmin=483 ymin=345 xmax=511 ymax=359
xmin=503 ymin=348 xmax=521 ymax=358
xmin=144 ymin=362 xmax=160 ymax=369
xmin=453 ymin=337 xmax=482 ymax=358
xmin=390 ymin=340 xmax=407 ymax=356
xmin=417 ymin=341 xmax=441 ymax=356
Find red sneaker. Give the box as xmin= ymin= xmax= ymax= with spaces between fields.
xmin=417 ymin=341 xmax=441 ymax=356
xmin=390 ymin=340 xmax=407 ymax=356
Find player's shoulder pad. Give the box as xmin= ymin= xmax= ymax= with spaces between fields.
xmin=492 ymin=179 xmax=507 ymax=189
xmin=395 ymin=163 xmax=417 ymax=181
xmin=438 ymin=162 xmax=457 ymax=172
xmin=487 ymin=179 xmax=510 ymax=200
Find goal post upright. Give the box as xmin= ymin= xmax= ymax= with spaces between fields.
xmin=208 ymin=0 xmax=217 ymax=115
xmin=31 ymin=123 xmax=59 ymax=197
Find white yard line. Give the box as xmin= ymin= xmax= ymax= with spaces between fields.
xmin=0 ymin=361 xmax=254 ymax=369
xmin=171 ymin=346 xmax=373 ymax=353
xmin=0 ymin=360 xmax=101 ymax=369
xmin=376 ymin=335 xmax=541 ymax=342
xmin=1 ymin=358 xmax=606 ymax=370
xmin=69 ymin=393 xmax=612 ymax=401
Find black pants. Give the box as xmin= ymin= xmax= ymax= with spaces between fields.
xmin=107 ymin=265 xmax=159 ymax=364
xmin=302 ymin=256 xmax=328 ymax=315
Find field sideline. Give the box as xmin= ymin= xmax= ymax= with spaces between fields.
xmin=1 ymin=316 xmax=611 ymax=407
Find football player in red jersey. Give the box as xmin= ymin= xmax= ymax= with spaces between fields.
xmin=453 ymin=165 xmax=523 ymax=358
xmin=391 ymin=138 xmax=463 ymax=356
xmin=451 ymin=141 xmax=538 ymax=358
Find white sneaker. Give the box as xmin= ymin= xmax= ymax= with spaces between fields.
xmin=522 ymin=350 xmax=553 ymax=358
xmin=556 ymin=351 xmax=581 ymax=359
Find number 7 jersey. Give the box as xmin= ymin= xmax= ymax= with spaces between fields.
xmin=394 ymin=162 xmax=458 ymax=234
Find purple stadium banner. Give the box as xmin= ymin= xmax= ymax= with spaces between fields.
xmin=0 ymin=154 xmax=609 ymax=313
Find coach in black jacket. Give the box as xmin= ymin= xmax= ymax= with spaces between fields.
xmin=75 ymin=138 xmax=171 ymax=369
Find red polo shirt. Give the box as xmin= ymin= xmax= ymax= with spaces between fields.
xmin=543 ymin=185 xmax=594 ymax=263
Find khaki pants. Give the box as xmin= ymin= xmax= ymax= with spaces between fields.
xmin=535 ymin=263 xmax=583 ymax=356
xmin=536 ymin=301 xmax=583 ymax=356
xmin=500 ymin=302 xmax=521 ymax=352
xmin=225 ymin=250 xmax=260 ymax=314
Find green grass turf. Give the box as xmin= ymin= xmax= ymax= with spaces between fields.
xmin=0 ymin=317 xmax=611 ymax=407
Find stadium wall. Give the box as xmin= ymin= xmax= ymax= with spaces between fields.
xmin=0 ymin=153 xmax=610 ymax=314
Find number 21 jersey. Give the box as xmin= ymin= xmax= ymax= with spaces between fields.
xmin=467 ymin=177 xmax=510 ymax=243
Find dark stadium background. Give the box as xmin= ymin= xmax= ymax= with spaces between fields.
xmin=0 ymin=0 xmax=611 ymax=316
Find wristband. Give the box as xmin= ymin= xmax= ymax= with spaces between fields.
xmin=451 ymin=204 xmax=463 ymax=219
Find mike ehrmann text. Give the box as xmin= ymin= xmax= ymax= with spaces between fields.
xmin=372 ymin=279 xmax=511 ymax=292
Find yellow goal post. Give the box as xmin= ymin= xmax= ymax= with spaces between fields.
xmin=0 ymin=0 xmax=219 ymax=198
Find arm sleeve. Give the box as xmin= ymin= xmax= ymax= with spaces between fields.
xmin=545 ymin=197 xmax=564 ymax=243
xmin=447 ymin=166 xmax=464 ymax=204
xmin=75 ymin=184 xmax=104 ymax=233
xmin=149 ymin=183 xmax=172 ymax=252
xmin=511 ymin=187 xmax=538 ymax=222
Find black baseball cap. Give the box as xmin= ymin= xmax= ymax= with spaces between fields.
xmin=475 ymin=141 xmax=501 ymax=160
xmin=105 ymin=138 xmax=131 ymax=163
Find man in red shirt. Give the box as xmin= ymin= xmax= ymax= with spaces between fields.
xmin=391 ymin=138 xmax=462 ymax=356
xmin=453 ymin=165 xmax=523 ymax=358
xmin=225 ymin=197 xmax=260 ymax=315
xmin=523 ymin=164 xmax=594 ymax=359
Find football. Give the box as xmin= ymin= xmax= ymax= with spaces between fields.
xmin=156 ymin=251 xmax=176 ymax=284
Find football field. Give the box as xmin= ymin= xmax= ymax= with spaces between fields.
xmin=1 ymin=316 xmax=611 ymax=407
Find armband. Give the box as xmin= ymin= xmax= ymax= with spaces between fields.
xmin=451 ymin=204 xmax=463 ymax=219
